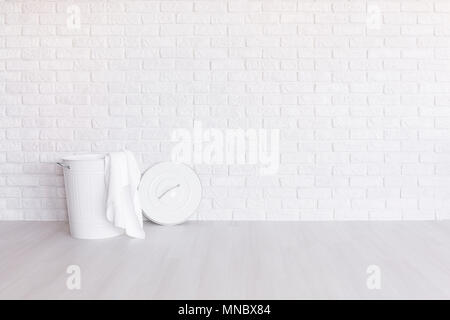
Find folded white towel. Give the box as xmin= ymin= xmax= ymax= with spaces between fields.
xmin=104 ymin=150 xmax=145 ymax=239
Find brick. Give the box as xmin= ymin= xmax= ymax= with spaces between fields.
xmin=0 ymin=0 xmax=449 ymax=221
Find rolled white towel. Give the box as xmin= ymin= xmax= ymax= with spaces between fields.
xmin=104 ymin=150 xmax=145 ymax=239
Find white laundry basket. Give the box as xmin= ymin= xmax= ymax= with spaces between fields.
xmin=58 ymin=154 xmax=123 ymax=239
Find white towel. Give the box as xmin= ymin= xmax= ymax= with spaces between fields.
xmin=104 ymin=150 xmax=145 ymax=239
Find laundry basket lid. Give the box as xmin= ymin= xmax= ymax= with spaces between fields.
xmin=139 ymin=162 xmax=202 ymax=225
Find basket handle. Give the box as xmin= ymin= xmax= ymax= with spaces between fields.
xmin=57 ymin=162 xmax=70 ymax=169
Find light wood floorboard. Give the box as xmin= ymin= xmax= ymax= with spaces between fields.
xmin=0 ymin=221 xmax=449 ymax=299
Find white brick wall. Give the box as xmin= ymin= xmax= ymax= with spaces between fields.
xmin=1 ymin=0 xmax=450 ymax=221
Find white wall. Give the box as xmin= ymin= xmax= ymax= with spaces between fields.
xmin=1 ymin=0 xmax=450 ymax=221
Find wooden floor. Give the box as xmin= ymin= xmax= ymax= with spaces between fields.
xmin=0 ymin=221 xmax=449 ymax=299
